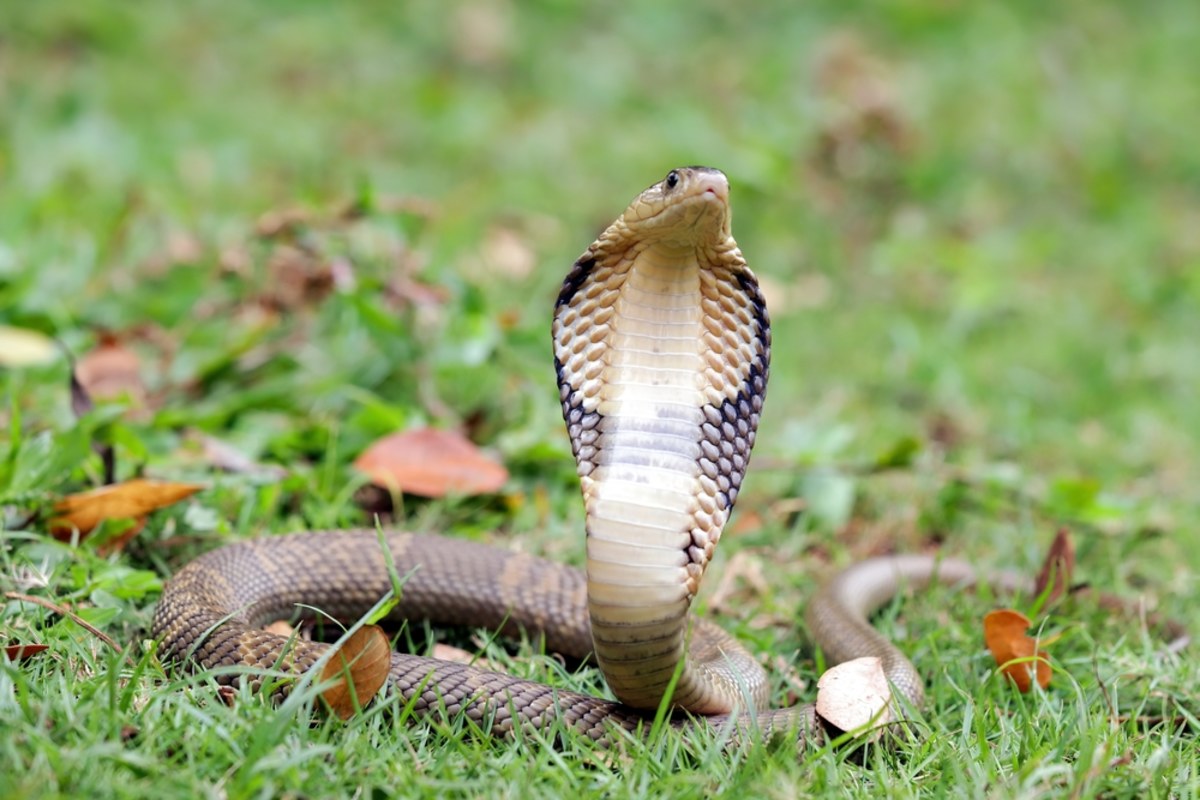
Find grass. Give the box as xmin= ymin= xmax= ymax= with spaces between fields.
xmin=2 ymin=1 xmax=1198 ymax=797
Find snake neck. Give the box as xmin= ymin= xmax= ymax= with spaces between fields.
xmin=554 ymin=230 xmax=770 ymax=712
xmin=581 ymin=244 xmax=708 ymax=710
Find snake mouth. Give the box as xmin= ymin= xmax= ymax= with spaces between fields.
xmin=695 ymin=171 xmax=730 ymax=206
xmin=630 ymin=189 xmax=731 ymax=246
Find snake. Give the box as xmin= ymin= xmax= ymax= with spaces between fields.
xmin=153 ymin=167 xmax=1026 ymax=745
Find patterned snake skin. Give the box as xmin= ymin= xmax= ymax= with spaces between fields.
xmin=154 ymin=167 xmax=1025 ymax=745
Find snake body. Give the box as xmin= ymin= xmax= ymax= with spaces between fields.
xmin=154 ymin=167 xmax=1022 ymax=744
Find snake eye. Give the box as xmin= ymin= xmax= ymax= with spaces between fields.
xmin=665 ymin=170 xmax=680 ymax=190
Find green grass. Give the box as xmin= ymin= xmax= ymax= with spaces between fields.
xmin=2 ymin=1 xmax=1198 ymax=797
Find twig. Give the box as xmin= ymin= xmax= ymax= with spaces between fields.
xmin=4 ymin=591 xmax=135 ymax=667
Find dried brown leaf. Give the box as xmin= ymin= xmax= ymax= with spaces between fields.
xmin=75 ymin=336 xmax=145 ymax=406
xmin=48 ymin=479 xmax=204 ymax=540
xmin=321 ymin=626 xmax=391 ymax=719
xmin=264 ymin=244 xmax=333 ymax=310
xmin=1034 ymin=527 xmax=1075 ymax=605
xmin=353 ymin=428 xmax=508 ymax=497
xmin=4 ymin=643 xmax=50 ymax=662
xmin=983 ymin=609 xmax=1052 ymax=692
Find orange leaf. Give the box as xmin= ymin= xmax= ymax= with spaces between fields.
xmin=353 ymin=428 xmax=508 ymax=497
xmin=321 ymin=626 xmax=391 ymax=719
xmin=4 ymin=643 xmax=50 ymax=662
xmin=48 ymin=479 xmax=204 ymax=540
xmin=983 ymin=609 xmax=1052 ymax=692
xmin=1034 ymin=527 xmax=1075 ymax=605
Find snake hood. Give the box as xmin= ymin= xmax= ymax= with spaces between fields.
xmin=552 ymin=166 xmax=771 ymax=711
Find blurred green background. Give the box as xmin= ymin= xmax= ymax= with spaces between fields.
xmin=4 ymin=0 xmax=1196 ymax=541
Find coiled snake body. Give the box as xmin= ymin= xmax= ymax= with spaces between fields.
xmin=154 ymin=167 xmax=1017 ymax=744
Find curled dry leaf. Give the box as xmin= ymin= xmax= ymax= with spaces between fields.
xmin=321 ymin=625 xmax=391 ymax=720
xmin=1034 ymin=527 xmax=1075 ymax=605
xmin=4 ymin=643 xmax=50 ymax=662
xmin=48 ymin=479 xmax=204 ymax=540
xmin=815 ymin=656 xmax=893 ymax=736
xmin=983 ymin=609 xmax=1053 ymax=692
xmin=353 ymin=428 xmax=508 ymax=498
xmin=217 ymin=686 xmax=238 ymax=707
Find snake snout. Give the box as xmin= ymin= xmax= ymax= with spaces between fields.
xmin=695 ymin=173 xmax=729 ymax=205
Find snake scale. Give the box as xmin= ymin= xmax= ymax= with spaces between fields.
xmin=154 ymin=167 xmax=1024 ymax=745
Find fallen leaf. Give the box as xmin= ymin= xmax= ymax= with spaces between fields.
xmin=264 ymin=620 xmax=296 ymax=637
xmin=353 ymin=428 xmax=508 ymax=497
xmin=264 ymin=244 xmax=333 ymax=310
xmin=1034 ymin=528 xmax=1075 ymax=606
xmin=321 ymin=626 xmax=391 ymax=719
xmin=815 ymin=656 xmax=893 ymax=735
xmin=75 ymin=335 xmax=145 ymax=406
xmin=48 ymin=479 xmax=204 ymax=540
xmin=432 ymin=643 xmax=481 ymax=666
xmin=4 ymin=643 xmax=50 ymax=662
xmin=0 ymin=325 xmax=59 ymax=367
xmin=983 ymin=609 xmax=1053 ymax=692
xmin=217 ymin=686 xmax=237 ymax=707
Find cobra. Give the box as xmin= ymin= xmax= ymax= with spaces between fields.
xmin=153 ymin=167 xmax=1021 ymax=744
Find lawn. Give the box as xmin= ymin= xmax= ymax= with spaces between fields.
xmin=1 ymin=1 xmax=1197 ymax=798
